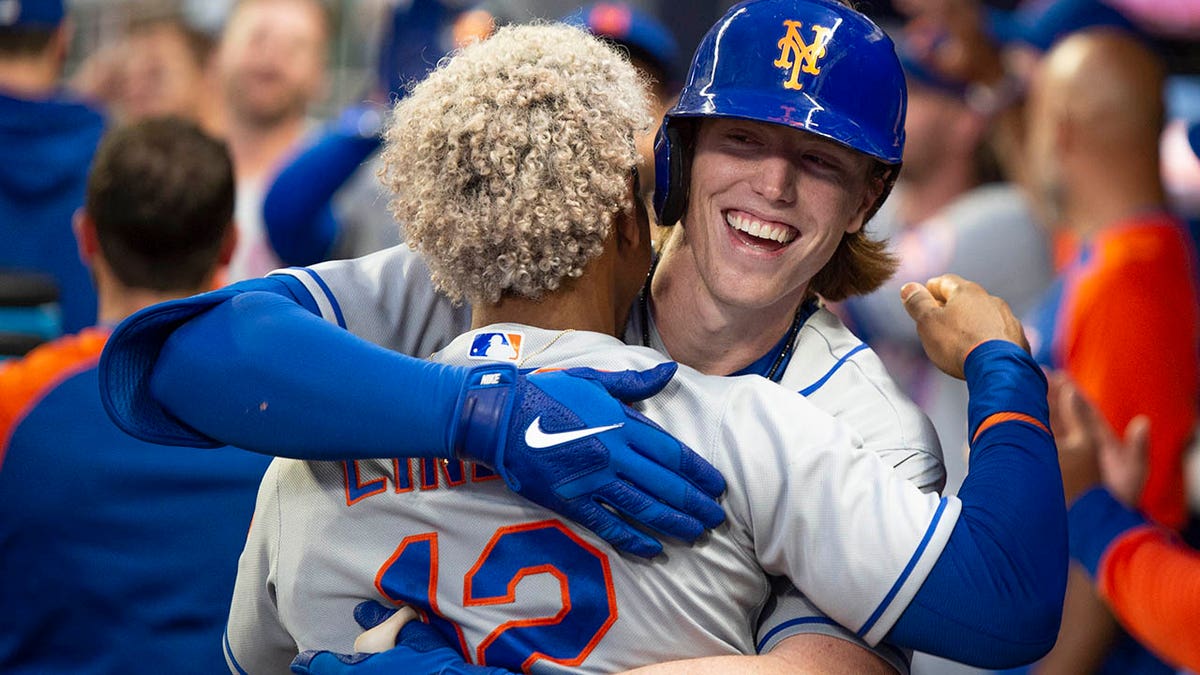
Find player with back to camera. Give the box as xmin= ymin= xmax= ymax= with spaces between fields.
xmin=0 ymin=117 xmax=271 ymax=673
xmin=100 ymin=0 xmax=1056 ymax=671
xmin=217 ymin=22 xmax=1064 ymax=674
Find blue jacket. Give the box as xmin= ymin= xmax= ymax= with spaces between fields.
xmin=0 ymin=91 xmax=105 ymax=334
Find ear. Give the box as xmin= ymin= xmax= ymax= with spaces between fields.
xmin=73 ymin=209 xmax=100 ymax=264
xmin=218 ymin=221 xmax=239 ymax=267
xmin=957 ymin=107 xmax=988 ymax=152
xmin=52 ymin=20 xmax=74 ymax=71
xmin=847 ymin=169 xmax=886 ymax=235
xmin=616 ymin=175 xmax=651 ymax=257
xmin=1054 ymin=112 xmax=1075 ymax=158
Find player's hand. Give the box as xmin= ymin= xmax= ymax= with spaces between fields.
xmin=901 ymin=274 xmax=1029 ymax=379
xmin=453 ymin=361 xmax=727 ymax=558
xmin=1049 ymin=372 xmax=1150 ymax=506
xmin=291 ymin=601 xmax=512 ymax=675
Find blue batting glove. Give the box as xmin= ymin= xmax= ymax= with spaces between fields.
xmin=453 ymin=361 xmax=727 ymax=558
xmin=291 ymin=601 xmax=511 ymax=675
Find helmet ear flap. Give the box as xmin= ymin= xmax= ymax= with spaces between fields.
xmin=653 ymin=120 xmax=690 ymax=228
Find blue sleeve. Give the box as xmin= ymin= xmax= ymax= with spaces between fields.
xmin=1068 ymin=486 xmax=1149 ymax=579
xmin=888 ymin=341 xmax=1067 ymax=669
xmin=100 ymin=274 xmax=469 ymax=460
xmin=101 ymin=275 xmax=313 ymax=447
xmin=149 ymin=291 xmax=468 ymax=459
xmin=263 ymin=107 xmax=384 ymax=266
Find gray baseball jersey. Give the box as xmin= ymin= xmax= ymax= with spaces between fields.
xmin=265 ymin=245 xmax=943 ymax=671
xmin=224 ymin=326 xmax=960 ymax=674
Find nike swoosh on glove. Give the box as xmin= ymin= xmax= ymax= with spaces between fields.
xmin=452 ymin=361 xmax=726 ymax=558
xmin=291 ymin=601 xmax=511 ymax=675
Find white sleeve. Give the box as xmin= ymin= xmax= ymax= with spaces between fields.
xmin=269 ymin=245 xmax=471 ymax=358
xmin=719 ymin=377 xmax=962 ymax=646
xmin=225 ymin=460 xmax=297 ymax=674
xmin=755 ymin=578 xmax=911 ymax=674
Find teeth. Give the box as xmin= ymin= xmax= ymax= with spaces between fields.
xmin=726 ymin=213 xmax=797 ymax=244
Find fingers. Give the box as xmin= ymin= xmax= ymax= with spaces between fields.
xmin=567 ymin=362 xmax=678 ymax=401
xmin=621 ymin=407 xmax=726 ymax=498
xmin=1124 ymin=415 xmax=1151 ymax=462
xmin=614 ymin=456 xmax=725 ymax=531
xmin=557 ymin=467 xmax=713 ymax=544
xmin=604 ymin=480 xmax=708 ymax=542
xmin=1046 ymin=371 xmax=1071 ymax=438
xmin=291 ymin=650 xmax=367 ymax=674
xmin=1106 ymin=414 xmax=1151 ymax=506
xmin=354 ymin=606 xmax=417 ymax=653
xmin=352 ymin=600 xmax=398 ymax=631
xmin=1056 ymin=376 xmax=1088 ymax=445
xmin=575 ymin=502 xmax=663 ymax=558
xmin=395 ymin=620 xmax=459 ymax=654
xmin=900 ymin=281 xmax=938 ymax=322
xmin=926 ymin=273 xmax=983 ymax=303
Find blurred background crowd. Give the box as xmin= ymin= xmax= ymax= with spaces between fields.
xmin=2 ymin=0 xmax=1199 ymax=673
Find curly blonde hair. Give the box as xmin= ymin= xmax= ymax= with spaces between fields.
xmin=379 ymin=23 xmax=653 ymax=305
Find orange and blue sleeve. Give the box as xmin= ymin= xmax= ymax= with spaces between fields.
xmin=0 ymin=330 xmax=107 ymax=468
xmin=1065 ymin=230 xmax=1198 ymax=529
xmin=1070 ymin=486 xmax=1200 ymax=672
xmin=888 ymin=340 xmax=1066 ymax=668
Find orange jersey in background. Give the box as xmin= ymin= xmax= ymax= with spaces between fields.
xmin=1027 ymin=212 xmax=1199 ymax=529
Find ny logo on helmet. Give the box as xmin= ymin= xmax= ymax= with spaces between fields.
xmin=773 ymin=20 xmax=834 ymax=91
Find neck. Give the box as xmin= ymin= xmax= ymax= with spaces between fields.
xmin=651 ymin=240 xmax=802 ymax=376
xmin=1066 ymin=151 xmax=1165 ymax=237
xmin=95 ymin=280 xmax=212 ymax=327
xmin=896 ymin=165 xmax=976 ymax=227
xmin=0 ymin=57 xmax=59 ymax=99
xmin=225 ymin=115 xmax=306 ymax=182
xmin=470 ymin=276 xmax=624 ymax=338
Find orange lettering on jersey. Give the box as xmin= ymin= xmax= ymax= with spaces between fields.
xmin=393 ymin=458 xmax=414 ymax=493
xmin=343 ymin=460 xmax=389 ymax=506
xmin=420 ymin=458 xmax=468 ymax=490
xmin=466 ymin=520 xmax=617 ymax=669
xmin=345 ymin=459 xmax=498 ymax=506
xmin=471 ymin=463 xmax=501 ymax=483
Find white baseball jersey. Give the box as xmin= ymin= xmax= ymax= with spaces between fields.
xmin=225 ymin=326 xmax=960 ymax=674
xmin=264 ymin=245 xmax=944 ymax=671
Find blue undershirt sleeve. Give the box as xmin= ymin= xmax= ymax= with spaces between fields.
xmin=887 ymin=340 xmax=1067 ymax=668
xmin=100 ymin=273 xmax=470 ymax=460
xmin=101 ymin=276 xmax=312 ymax=446
xmin=263 ymin=107 xmax=384 ymax=266
xmin=1068 ymin=486 xmax=1149 ymax=579
xmin=147 ymin=290 xmax=468 ymax=460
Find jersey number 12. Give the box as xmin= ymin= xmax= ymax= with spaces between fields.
xmin=374 ymin=519 xmax=618 ymax=671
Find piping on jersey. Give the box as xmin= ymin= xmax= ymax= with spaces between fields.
xmin=636 ymin=255 xmax=808 ymax=384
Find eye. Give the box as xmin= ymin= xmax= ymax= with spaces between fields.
xmin=724 ymin=129 xmax=760 ymax=146
xmin=803 ymin=152 xmax=844 ymax=173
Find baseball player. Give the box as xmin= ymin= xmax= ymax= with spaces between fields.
xmin=223 ymin=23 xmax=1063 ymax=674
xmin=0 ymin=118 xmax=271 ymax=672
xmin=102 ymin=0 xmax=950 ymax=669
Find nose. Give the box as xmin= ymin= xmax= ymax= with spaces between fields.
xmin=751 ymin=154 xmax=797 ymax=205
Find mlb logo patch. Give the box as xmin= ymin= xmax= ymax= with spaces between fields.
xmin=469 ymin=332 xmax=523 ymax=361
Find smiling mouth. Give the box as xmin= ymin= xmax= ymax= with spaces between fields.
xmin=725 ymin=211 xmax=798 ymax=246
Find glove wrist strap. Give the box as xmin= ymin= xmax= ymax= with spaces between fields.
xmin=452 ymin=363 xmax=520 ymax=485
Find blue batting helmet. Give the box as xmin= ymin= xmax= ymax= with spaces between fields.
xmin=653 ymin=0 xmax=907 ymax=227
